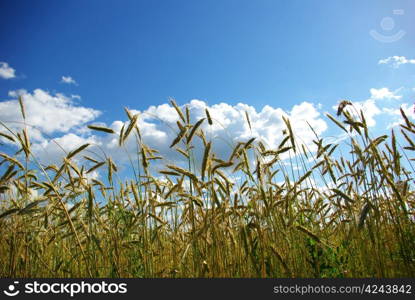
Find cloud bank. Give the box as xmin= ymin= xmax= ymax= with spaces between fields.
xmin=1 ymin=86 xmax=413 ymax=175
xmin=0 ymin=89 xmax=329 ymax=167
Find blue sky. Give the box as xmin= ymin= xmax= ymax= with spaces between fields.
xmin=1 ymin=0 xmax=415 ymax=176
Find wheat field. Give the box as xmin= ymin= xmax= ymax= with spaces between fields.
xmin=0 ymin=98 xmax=414 ymax=278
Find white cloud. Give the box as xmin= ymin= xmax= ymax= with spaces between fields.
xmin=20 ymin=99 xmax=326 ymax=171
xmin=369 ymin=87 xmax=402 ymax=100
xmin=98 ymin=100 xmax=328 ymax=168
xmin=333 ymin=88 xmax=403 ymax=127
xmin=61 ymin=76 xmax=77 ymax=85
xmin=382 ymin=103 xmax=415 ymax=129
xmin=378 ymin=56 xmax=415 ymax=68
xmin=31 ymin=133 xmax=99 ymax=164
xmin=0 ymin=89 xmax=100 ymax=140
xmin=346 ymin=99 xmax=381 ymax=127
xmin=2 ymin=87 xmax=410 ymax=177
xmin=0 ymin=62 xmax=16 ymax=79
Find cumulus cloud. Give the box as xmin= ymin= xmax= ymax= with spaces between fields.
xmin=31 ymin=133 xmax=99 ymax=164
xmin=22 ymin=98 xmax=328 ymax=170
xmin=96 ymin=100 xmax=328 ymax=169
xmin=61 ymin=76 xmax=77 ymax=85
xmin=0 ymin=89 xmax=100 ymax=142
xmin=378 ymin=56 xmax=415 ymax=68
xmin=333 ymin=88 xmax=402 ymax=127
xmin=2 ymin=87 xmax=409 ymax=176
xmin=0 ymin=62 xmax=16 ymax=79
xmin=369 ymin=87 xmax=402 ymax=100
xmin=383 ymin=103 xmax=415 ymax=129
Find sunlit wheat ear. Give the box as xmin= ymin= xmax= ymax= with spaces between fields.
xmin=0 ymin=132 xmax=15 ymax=142
xmin=130 ymin=181 xmax=141 ymax=208
xmin=358 ymin=203 xmax=371 ymax=230
xmin=244 ymin=137 xmax=256 ymax=149
xmin=170 ymin=125 xmax=187 ymax=148
xmin=294 ymin=170 xmax=312 ymax=187
xmin=228 ymin=142 xmax=242 ymax=162
xmin=87 ymin=161 xmax=105 ymax=174
xmin=107 ymin=157 xmax=117 ymax=182
xmin=118 ymin=123 xmax=125 ymax=146
xmin=164 ymin=179 xmax=182 ymax=199
xmin=159 ymin=170 xmax=181 ymax=177
xmin=0 ymin=165 xmax=16 ymax=184
xmin=186 ymin=118 xmax=205 ymax=144
xmin=148 ymin=213 xmax=167 ymax=225
xmin=16 ymin=131 xmax=30 ymax=157
xmin=166 ymin=165 xmax=198 ymax=183
xmin=295 ymin=225 xmax=321 ymax=244
xmin=0 ymin=153 xmax=24 ymax=170
xmin=205 ymin=108 xmax=213 ymax=125
xmin=196 ymin=130 xmax=207 ymax=147
xmin=65 ymin=158 xmax=81 ymax=177
xmin=87 ymin=125 xmax=115 ymax=134
xmin=332 ymin=189 xmax=355 ymax=204
xmin=336 ymin=99 xmax=352 ymax=116
xmin=326 ymin=113 xmax=348 ymax=133
xmin=185 ymin=105 xmax=190 ymax=125
xmin=282 ymin=116 xmax=296 ymax=153
xmin=400 ymin=107 xmax=415 ymax=129
xmin=170 ymin=98 xmax=186 ymax=123
xmin=18 ymin=95 xmax=26 ymax=119
xmin=270 ymin=246 xmax=292 ymax=278
xmin=83 ymin=155 xmax=99 ymax=164
xmin=66 ymin=143 xmax=90 ymax=160
xmin=121 ymin=110 xmax=139 ymax=145
xmin=211 ymin=161 xmax=233 ymax=176
xmin=244 ymin=110 xmax=252 ymax=131
xmin=201 ymin=142 xmax=211 ymax=181
xmin=0 ymin=208 xmax=20 ymax=219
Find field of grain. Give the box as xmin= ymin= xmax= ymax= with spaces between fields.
xmin=0 ymin=98 xmax=414 ymax=277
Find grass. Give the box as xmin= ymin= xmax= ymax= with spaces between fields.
xmin=0 ymin=99 xmax=414 ymax=278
